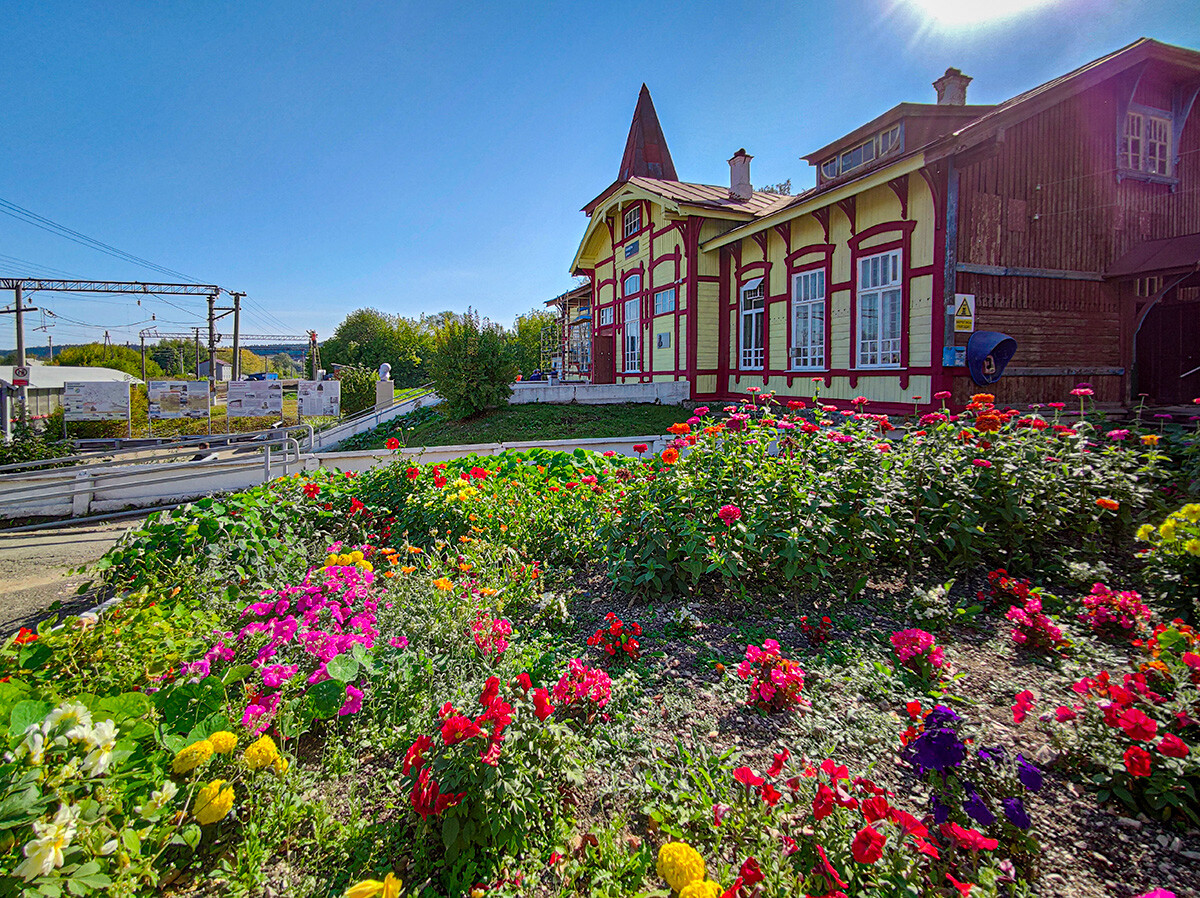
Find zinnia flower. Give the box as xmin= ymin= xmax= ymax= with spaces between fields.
xmin=717 ymin=504 xmax=741 ymax=525
xmin=385 ymin=437 xmax=400 ymax=451
xmin=656 ymin=841 xmax=705 ymax=892
xmin=193 ymin=779 xmax=235 ymax=825
xmin=661 ymin=447 xmax=680 ymax=465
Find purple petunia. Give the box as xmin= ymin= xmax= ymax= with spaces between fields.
xmin=1016 ymin=754 xmax=1043 ymax=792
xmin=1002 ymin=796 xmax=1031 ymax=830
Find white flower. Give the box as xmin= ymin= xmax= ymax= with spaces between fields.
xmin=13 ymin=804 xmax=80 ymax=881
xmin=42 ymin=702 xmax=93 ymax=743
xmin=137 ymin=780 xmax=179 ymax=818
xmin=81 ymin=719 xmax=118 ymax=778
xmin=99 ymin=839 xmax=118 ymax=856
xmin=14 ymin=725 xmax=45 ymax=766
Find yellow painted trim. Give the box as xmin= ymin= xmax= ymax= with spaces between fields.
xmin=699 ymin=153 xmax=927 ymax=253
xmin=571 ymin=184 xmax=679 ymax=273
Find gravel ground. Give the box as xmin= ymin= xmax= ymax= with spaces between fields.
xmin=0 ymin=518 xmax=141 ymax=635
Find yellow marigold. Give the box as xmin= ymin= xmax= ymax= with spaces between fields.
xmin=345 ymin=872 xmax=402 ymax=898
xmin=433 ymin=577 xmax=454 ymax=591
xmin=350 ymin=550 xmax=364 ymax=562
xmin=338 ymin=554 xmax=352 ymax=565
xmin=1161 ymin=519 xmax=1178 ymax=541
xmin=680 ymin=882 xmax=722 ymax=898
xmin=208 ymin=731 xmax=238 ymax=754
xmin=1186 ymin=539 xmax=1200 ymax=557
xmin=657 ymin=842 xmax=705 ymax=893
xmin=242 ymin=735 xmax=280 ymax=770
xmin=272 ymin=755 xmax=290 ymax=777
xmin=1182 ymin=503 xmax=1200 ymax=523
xmin=1136 ymin=524 xmax=1155 ymax=542
xmin=172 ymin=739 xmax=215 ymax=774
xmin=361 ymin=561 xmax=373 ymax=572
xmin=193 ymin=779 xmax=235 ymax=825
xmin=325 ymin=554 xmax=339 ymax=567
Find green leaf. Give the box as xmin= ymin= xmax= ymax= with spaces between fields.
xmin=95 ymin=692 xmax=152 ymax=723
xmin=221 ymin=664 xmax=255 ymax=686
xmin=9 ymin=700 xmax=53 ymax=737
xmin=442 ymin=813 xmax=461 ymax=849
xmin=307 ymin=679 xmax=347 ymax=719
xmin=326 ymin=653 xmax=360 ymax=683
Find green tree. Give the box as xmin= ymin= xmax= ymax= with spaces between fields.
xmin=512 ymin=307 xmax=557 ymax=377
xmin=427 ymin=308 xmax=518 ymax=420
xmin=335 ymin=365 xmax=378 ymax=416
xmin=53 ymin=343 xmax=162 ymax=379
xmin=269 ymin=352 xmax=299 ymax=376
xmin=321 ymin=308 xmax=431 ymax=386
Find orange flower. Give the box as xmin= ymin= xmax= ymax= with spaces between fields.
xmin=975 ymin=411 xmax=1003 ymax=433
xmin=383 ymin=571 xmax=395 ymax=579
xmin=667 ymin=422 xmax=691 ymax=435
xmin=970 ymin=393 xmax=996 ymax=406
xmin=458 ymin=562 xmax=473 ymax=572
xmin=661 ymin=447 xmax=680 ymax=465
xmin=1096 ymin=498 xmax=1119 ymax=511
xmin=406 ymin=546 xmax=423 ymax=554
xmin=433 ymin=577 xmax=454 ymax=591
xmin=500 ymin=524 xmax=508 ymax=532
xmin=400 ymin=565 xmax=417 ymax=574
xmin=1141 ymin=434 xmax=1160 ymax=446
xmin=479 ymin=587 xmax=497 ymax=597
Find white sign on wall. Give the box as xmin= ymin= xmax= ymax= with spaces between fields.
xmin=226 ymin=381 xmax=284 ymax=418
xmin=148 ymin=381 xmax=210 ymax=420
xmin=63 ymin=382 xmax=130 ymax=421
xmin=297 ymin=380 xmax=340 ymax=418
xmin=953 ymin=293 xmax=977 ymax=333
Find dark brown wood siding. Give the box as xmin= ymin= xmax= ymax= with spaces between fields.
xmin=951 ymin=60 xmax=1200 ymax=405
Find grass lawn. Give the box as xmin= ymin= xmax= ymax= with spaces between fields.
xmin=341 ymin=401 xmax=688 ymax=450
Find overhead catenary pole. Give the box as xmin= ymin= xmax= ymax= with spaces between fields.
xmin=140 ymin=334 xmax=146 ymax=383
xmin=15 ymin=284 xmax=26 ymax=427
xmin=207 ymin=293 xmax=217 ymax=390
xmin=230 ymin=292 xmax=243 ymax=380
xmin=194 ymin=328 xmax=201 ymax=379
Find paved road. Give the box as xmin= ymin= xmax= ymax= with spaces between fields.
xmin=0 ymin=517 xmax=146 ymax=636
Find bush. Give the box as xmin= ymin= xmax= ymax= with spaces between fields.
xmin=427 ymin=308 xmax=517 ymax=420
xmin=1137 ymin=502 xmax=1200 ymax=621
xmin=335 ymin=365 xmax=378 ymax=416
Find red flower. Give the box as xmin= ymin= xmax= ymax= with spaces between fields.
xmin=939 ymin=821 xmax=998 ymax=851
xmin=633 ymin=444 xmax=648 ymax=454
xmin=1055 ymin=706 xmax=1078 ymax=722
xmin=737 ymin=857 xmax=764 ymax=887
xmin=1012 ymin=689 xmax=1035 ymax=723
xmin=302 ymin=482 xmax=320 ymax=499
xmin=349 ymin=497 xmax=365 ymax=515
xmin=862 ymin=794 xmax=890 ymax=823
xmin=405 ymin=466 xmax=419 ymax=480
xmin=851 ymin=825 xmax=886 ymax=864
xmin=946 ymin=873 xmax=975 ymax=898
xmin=469 ymin=466 xmax=489 ymax=480
xmin=532 ymin=688 xmax=555 ymax=721
xmin=812 ymin=783 xmax=835 ymax=820
xmin=1118 ymin=707 xmax=1158 ymax=742
xmin=515 ymin=672 xmax=532 ymax=694
xmin=717 ymin=504 xmax=742 ymax=526
xmin=13 ymin=627 xmax=38 ymax=645
xmin=479 ymin=676 xmax=500 ymax=708
xmin=386 ymin=437 xmax=400 ymax=450
xmin=402 ymin=734 xmax=433 ymax=774
xmin=759 ymin=782 xmax=782 ymax=806
xmin=1124 ymin=745 xmax=1153 ymax=777
xmin=812 ymin=844 xmax=848 ymax=889
xmin=767 ymin=748 xmax=789 ymax=777
xmin=820 ymin=758 xmax=849 ymax=780
xmin=733 ymin=766 xmax=764 ymax=789
xmin=1157 ymin=733 xmax=1189 ymax=758
xmin=440 ymin=715 xmax=483 ymax=746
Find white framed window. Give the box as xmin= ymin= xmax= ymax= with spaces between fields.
xmin=624 ymin=298 xmax=641 ymax=372
xmin=857 ymin=250 xmax=902 ymax=368
xmin=599 ymin=306 xmax=614 ymax=326
xmin=623 ymin=273 xmax=641 ymax=296
xmin=739 ymin=277 xmax=765 ymax=370
xmin=878 ymin=124 xmax=901 ymax=155
xmin=820 ymin=124 xmax=904 ymax=180
xmin=654 ymin=287 xmax=676 ymax=315
xmin=1122 ymin=109 xmax=1172 ymax=176
xmin=623 ymin=205 xmax=642 ymax=239
xmin=790 ymin=269 xmax=826 ymax=370
xmin=656 ymin=331 xmax=671 ymax=349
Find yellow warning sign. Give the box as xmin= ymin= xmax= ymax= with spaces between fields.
xmin=953 ymin=293 xmax=976 ymax=333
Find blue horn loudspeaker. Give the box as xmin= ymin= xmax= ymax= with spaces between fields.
xmin=966 ymin=331 xmax=1017 ymax=386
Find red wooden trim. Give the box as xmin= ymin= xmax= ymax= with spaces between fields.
xmin=919 ymin=165 xmax=951 ymax=400
xmin=651 ymin=250 xmax=680 ymax=274
xmin=717 ymin=249 xmax=732 ymax=391
xmin=918 ymin=166 xmax=943 ymax=220
xmin=813 ymin=207 xmax=831 ymax=243
xmin=836 ymin=197 xmax=857 ymax=236
xmin=831 ymin=280 xmax=852 ymax=293
xmin=752 ymin=231 xmax=769 ymax=257
xmin=735 ymin=260 xmax=769 ymax=280
xmin=773 ymin=222 xmax=792 ymax=255
xmin=697 ymin=275 xmax=721 ymax=282
xmin=848 ymin=219 xmax=917 ymax=251
xmin=909 ymin=264 xmax=936 ymax=278
xmin=888 ymin=176 xmax=909 ymax=220
xmin=785 ymin=242 xmax=835 ymax=267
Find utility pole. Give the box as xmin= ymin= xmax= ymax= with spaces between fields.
xmin=230 ymin=292 xmax=243 ymax=380
xmin=14 ymin=284 xmax=26 ymax=427
xmin=193 ymin=328 xmax=201 ymax=379
xmin=207 ymin=293 xmax=217 ymax=389
xmin=140 ymin=334 xmax=146 ymax=383
xmin=47 ymin=335 xmax=52 ymax=360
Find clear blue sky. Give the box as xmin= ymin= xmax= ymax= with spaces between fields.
xmin=2 ymin=0 xmax=1197 ymax=352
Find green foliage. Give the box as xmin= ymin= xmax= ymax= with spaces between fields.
xmin=321 ymin=308 xmax=431 ymax=388
xmin=52 ymin=343 xmax=161 ymax=379
xmin=512 ymin=306 xmax=557 ymax=377
xmin=1136 ymin=501 xmax=1200 ymax=621
xmin=427 ymin=308 xmax=518 ymax=420
xmin=0 ymin=420 xmax=70 ymax=467
xmin=335 ymin=365 xmax=379 ymax=417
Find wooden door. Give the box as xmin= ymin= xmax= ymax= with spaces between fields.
xmin=592 ymin=333 xmax=615 ymax=384
xmin=1136 ymin=298 xmax=1200 ymax=404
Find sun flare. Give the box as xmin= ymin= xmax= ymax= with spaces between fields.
xmin=905 ymin=0 xmax=1057 ymax=27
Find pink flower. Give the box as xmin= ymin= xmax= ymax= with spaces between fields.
xmin=338 ymin=684 xmax=364 ymax=716
xmin=1055 ymin=706 xmax=1078 ymax=722
xmin=1157 ymin=734 xmax=1190 ymax=758
xmin=972 ymin=458 xmax=992 ymax=468
xmin=934 ymin=391 xmax=951 ymax=400
xmin=718 ymin=504 xmax=742 ymax=525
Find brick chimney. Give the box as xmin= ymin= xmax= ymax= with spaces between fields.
xmin=728 ymin=148 xmax=753 ymax=201
xmin=933 ymin=68 xmax=972 ymax=106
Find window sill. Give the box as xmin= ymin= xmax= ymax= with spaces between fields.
xmin=855 ymin=364 xmax=903 ymax=371
xmin=1116 ymin=169 xmax=1178 ymax=188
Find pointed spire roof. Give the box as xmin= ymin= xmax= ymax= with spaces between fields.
xmin=618 ymin=84 xmax=678 ymax=183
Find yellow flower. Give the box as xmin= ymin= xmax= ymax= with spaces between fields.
xmin=345 ymin=873 xmax=401 ymax=898
xmin=172 ymin=739 xmax=215 ymax=774
xmin=242 ymin=735 xmax=280 ymax=770
xmin=657 ymin=842 xmax=705 ymax=893
xmin=272 ymin=755 xmax=290 ymax=777
xmin=680 ymin=882 xmax=722 ymax=898
xmin=208 ymin=731 xmax=238 ymax=754
xmin=1136 ymin=524 xmax=1155 ymax=542
xmin=338 ymin=553 xmax=351 ymax=565
xmin=1182 ymin=503 xmax=1200 ymax=523
xmin=1186 ymin=539 xmax=1200 ymax=556
xmin=1161 ymin=520 xmax=1178 ymax=541
xmin=193 ymin=779 xmax=234 ymax=825
xmin=1141 ymin=433 xmax=1161 ymax=446
xmin=325 ymin=554 xmax=338 ymax=567
xmin=350 ymin=550 xmax=364 ymax=562
xmin=361 ymin=561 xmax=374 ymax=572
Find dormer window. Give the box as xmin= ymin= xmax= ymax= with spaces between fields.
xmin=1121 ymin=108 xmax=1173 ymax=178
xmin=623 ymin=205 xmax=642 ymax=239
xmin=820 ymin=123 xmax=904 ymax=181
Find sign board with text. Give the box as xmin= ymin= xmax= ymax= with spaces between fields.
xmin=226 ymin=381 xmax=284 ymax=418
xmin=63 ymin=381 xmax=130 ymax=421
xmin=148 ymin=381 xmax=210 ymax=420
xmin=953 ymin=293 xmax=976 ymax=333
xmin=298 ymin=380 xmax=340 ymax=418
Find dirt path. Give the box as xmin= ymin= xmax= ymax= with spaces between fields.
xmin=0 ymin=517 xmax=146 ymax=636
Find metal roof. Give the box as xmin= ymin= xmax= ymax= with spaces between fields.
xmin=1107 ymin=232 xmax=1200 ymax=278
xmin=625 ymin=177 xmax=795 ymax=216
xmin=618 ymin=85 xmax=679 ymax=182
xmin=0 ymin=365 xmax=143 ymax=389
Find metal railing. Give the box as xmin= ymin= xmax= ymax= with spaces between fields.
xmin=309 ymin=384 xmax=436 ymax=450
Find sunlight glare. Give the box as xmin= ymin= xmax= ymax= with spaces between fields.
xmin=906 ymin=0 xmax=1057 ymax=27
